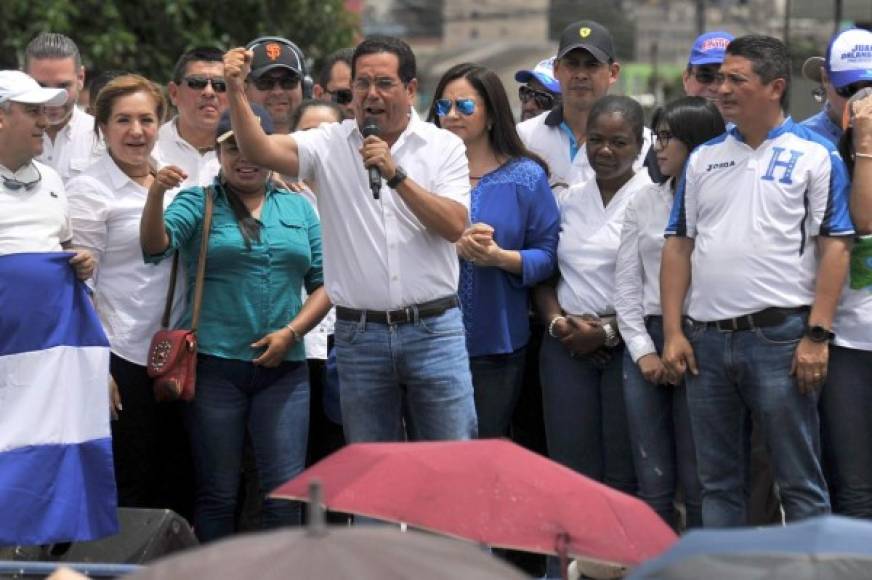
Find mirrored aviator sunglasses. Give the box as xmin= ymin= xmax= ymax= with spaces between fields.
xmin=435 ymin=98 xmax=476 ymax=117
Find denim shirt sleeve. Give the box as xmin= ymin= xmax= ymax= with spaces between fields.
xmin=517 ymin=167 xmax=560 ymax=288
xmin=302 ymin=199 xmax=324 ymax=293
xmin=143 ymin=186 xmax=206 ymax=264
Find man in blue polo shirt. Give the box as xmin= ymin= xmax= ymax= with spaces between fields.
xmin=661 ymin=35 xmax=854 ymax=527
xmin=801 ymin=28 xmax=872 ymax=146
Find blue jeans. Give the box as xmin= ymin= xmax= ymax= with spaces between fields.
xmin=334 ymin=306 xmax=477 ymax=442
xmin=188 ymin=355 xmax=310 ymax=542
xmin=539 ymin=333 xmax=636 ymax=494
xmin=821 ymin=345 xmax=872 ymax=517
xmin=684 ymin=312 xmax=830 ymax=527
xmin=623 ymin=317 xmax=701 ymax=529
xmin=470 ymin=347 xmax=527 ymax=438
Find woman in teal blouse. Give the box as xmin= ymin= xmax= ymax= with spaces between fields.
xmin=141 ymin=106 xmax=330 ymax=541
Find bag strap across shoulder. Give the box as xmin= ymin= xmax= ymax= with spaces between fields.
xmin=160 ymin=186 xmax=215 ymax=330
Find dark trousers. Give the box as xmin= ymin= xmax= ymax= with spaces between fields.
xmin=110 ymin=354 xmax=195 ymax=523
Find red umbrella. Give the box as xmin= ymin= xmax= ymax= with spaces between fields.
xmin=271 ymin=439 xmax=676 ymax=569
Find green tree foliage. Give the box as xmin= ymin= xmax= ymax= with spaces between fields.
xmin=0 ymin=0 xmax=357 ymax=82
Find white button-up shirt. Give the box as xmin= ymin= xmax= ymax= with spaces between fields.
xmin=66 ymin=155 xmax=183 ymax=366
xmin=36 ymin=106 xmax=104 ymax=183
xmin=0 ymin=161 xmax=71 ymax=255
xmin=294 ymin=111 xmax=470 ymax=310
xmin=556 ymin=170 xmax=652 ymax=316
xmin=665 ymin=118 xmax=855 ymax=321
xmin=296 ymin=186 xmax=335 ymax=360
xmin=154 ymin=117 xmax=220 ymax=189
xmin=517 ymin=107 xmax=652 ymax=200
xmin=615 ymin=180 xmax=674 ymax=362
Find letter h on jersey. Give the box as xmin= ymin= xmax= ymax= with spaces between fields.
xmin=762 ymin=147 xmax=804 ymax=185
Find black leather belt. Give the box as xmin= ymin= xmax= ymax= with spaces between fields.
xmin=335 ymin=296 xmax=459 ymax=325
xmin=694 ymin=306 xmax=809 ymax=332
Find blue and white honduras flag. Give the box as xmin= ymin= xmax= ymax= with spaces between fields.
xmin=0 ymin=252 xmax=118 ymax=545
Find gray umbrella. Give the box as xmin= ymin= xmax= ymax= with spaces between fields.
xmin=628 ymin=515 xmax=872 ymax=580
xmin=127 ymin=482 xmax=529 ymax=580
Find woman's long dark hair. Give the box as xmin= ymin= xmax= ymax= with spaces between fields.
xmin=217 ymin=141 xmax=264 ymax=249
xmin=650 ymin=96 xmax=726 ymax=184
xmin=427 ymin=62 xmax=549 ymax=176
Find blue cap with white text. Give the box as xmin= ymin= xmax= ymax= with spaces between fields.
xmin=688 ymin=31 xmax=735 ymax=66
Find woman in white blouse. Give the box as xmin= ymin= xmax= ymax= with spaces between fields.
xmin=66 ymin=75 xmax=194 ymax=519
xmin=535 ymin=96 xmax=650 ymax=493
xmin=614 ymin=97 xmax=725 ymax=528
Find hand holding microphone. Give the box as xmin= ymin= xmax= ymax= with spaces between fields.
xmin=360 ymin=117 xmax=399 ymax=200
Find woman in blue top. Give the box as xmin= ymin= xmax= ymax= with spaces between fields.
xmin=427 ymin=63 xmax=560 ymax=438
xmin=140 ymin=106 xmax=330 ymax=542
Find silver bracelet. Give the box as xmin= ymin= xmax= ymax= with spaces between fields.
xmin=856 ymin=152 xmax=872 ymax=159
xmin=285 ymin=323 xmax=301 ymax=343
xmin=548 ymin=315 xmax=567 ymax=338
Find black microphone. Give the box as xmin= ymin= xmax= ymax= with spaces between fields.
xmin=362 ymin=117 xmax=381 ymax=200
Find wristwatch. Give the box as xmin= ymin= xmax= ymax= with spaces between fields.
xmin=805 ymin=325 xmax=835 ymax=343
xmin=387 ymin=166 xmax=407 ymax=188
xmin=602 ymin=321 xmax=621 ymax=348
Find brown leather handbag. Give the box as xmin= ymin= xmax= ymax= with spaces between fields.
xmin=147 ymin=187 xmax=214 ymax=402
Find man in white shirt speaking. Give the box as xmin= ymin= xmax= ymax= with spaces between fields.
xmin=661 ymin=36 xmax=854 ymax=527
xmin=222 ymin=36 xmax=476 ymax=443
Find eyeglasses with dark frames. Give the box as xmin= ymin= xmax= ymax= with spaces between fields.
xmin=518 ymin=85 xmax=556 ymax=110
xmin=654 ymin=130 xmax=674 ymax=146
xmin=435 ymin=98 xmax=476 ymax=117
xmin=183 ymin=76 xmax=227 ymax=93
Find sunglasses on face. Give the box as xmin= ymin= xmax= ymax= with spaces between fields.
xmin=691 ymin=69 xmax=721 ymax=85
xmin=327 ymin=88 xmax=353 ymax=105
xmin=2 ymin=164 xmax=42 ymax=191
xmin=835 ymin=82 xmax=872 ymax=99
xmin=518 ymin=85 xmax=556 ymax=110
xmin=251 ymin=75 xmax=300 ymax=91
xmin=435 ymin=98 xmax=476 ymax=117
xmin=183 ymin=76 xmax=227 ymax=93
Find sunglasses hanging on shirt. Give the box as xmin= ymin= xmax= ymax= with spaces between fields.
xmin=1 ymin=164 xmax=42 ymax=191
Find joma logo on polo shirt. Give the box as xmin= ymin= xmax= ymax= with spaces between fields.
xmin=706 ymin=160 xmax=736 ymax=171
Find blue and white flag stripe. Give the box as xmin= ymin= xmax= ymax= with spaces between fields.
xmin=0 ymin=252 xmax=118 ymax=546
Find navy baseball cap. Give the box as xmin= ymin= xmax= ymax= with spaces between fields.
xmin=825 ymin=28 xmax=872 ymax=89
xmin=216 ymin=103 xmax=274 ymax=143
xmin=515 ymin=57 xmax=561 ymax=94
xmin=688 ymin=31 xmax=734 ymax=66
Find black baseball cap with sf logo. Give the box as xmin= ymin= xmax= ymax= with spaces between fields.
xmin=247 ymin=37 xmax=303 ymax=80
xmin=556 ymin=20 xmax=616 ymax=64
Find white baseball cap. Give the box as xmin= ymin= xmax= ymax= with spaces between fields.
xmin=0 ymin=70 xmax=67 ymax=107
xmin=825 ymin=28 xmax=872 ymax=89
